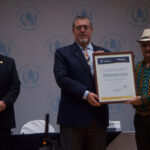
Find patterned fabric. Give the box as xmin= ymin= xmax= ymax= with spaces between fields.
xmin=134 ymin=60 xmax=150 ymax=111
xmin=83 ymin=47 xmax=91 ymax=67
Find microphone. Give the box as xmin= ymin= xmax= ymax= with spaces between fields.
xmin=38 ymin=113 xmax=58 ymax=150
xmin=45 ymin=113 xmax=49 ymax=137
xmin=38 ymin=113 xmax=51 ymax=150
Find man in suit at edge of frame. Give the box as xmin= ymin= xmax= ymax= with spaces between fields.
xmin=0 ymin=54 xmax=20 ymax=150
xmin=126 ymin=29 xmax=150 ymax=150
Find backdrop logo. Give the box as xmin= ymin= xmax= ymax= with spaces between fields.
xmin=71 ymin=5 xmax=97 ymax=24
xmin=0 ymin=37 xmax=15 ymax=56
xmin=45 ymin=35 xmax=68 ymax=58
xmin=46 ymin=94 xmax=60 ymax=115
xmin=127 ymin=3 xmax=150 ymax=27
xmin=109 ymin=103 xmax=125 ymax=113
xmin=17 ymin=7 xmax=41 ymax=30
xmin=99 ymin=34 xmax=125 ymax=52
xmin=19 ymin=64 xmax=43 ymax=88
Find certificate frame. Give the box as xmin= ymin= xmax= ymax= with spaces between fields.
xmin=93 ymin=51 xmax=137 ymax=103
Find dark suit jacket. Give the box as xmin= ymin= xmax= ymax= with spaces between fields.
xmin=0 ymin=54 xmax=20 ymax=129
xmin=54 ymin=42 xmax=109 ymax=127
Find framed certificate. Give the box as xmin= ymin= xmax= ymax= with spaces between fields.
xmin=93 ymin=51 xmax=137 ymax=103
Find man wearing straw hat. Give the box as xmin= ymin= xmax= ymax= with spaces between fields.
xmin=127 ymin=29 xmax=150 ymax=150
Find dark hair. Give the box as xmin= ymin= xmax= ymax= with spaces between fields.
xmin=72 ymin=16 xmax=93 ymax=28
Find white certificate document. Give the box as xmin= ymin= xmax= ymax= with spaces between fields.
xmin=93 ymin=52 xmax=136 ymax=103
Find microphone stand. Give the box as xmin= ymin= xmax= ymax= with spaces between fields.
xmin=38 ymin=114 xmax=58 ymax=150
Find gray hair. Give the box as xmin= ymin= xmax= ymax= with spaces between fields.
xmin=72 ymin=16 xmax=93 ymax=28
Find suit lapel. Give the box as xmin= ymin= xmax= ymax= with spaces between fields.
xmin=71 ymin=43 xmax=92 ymax=76
xmin=92 ymin=44 xmax=99 ymax=52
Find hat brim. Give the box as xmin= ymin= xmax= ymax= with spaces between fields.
xmin=137 ymin=39 xmax=150 ymax=43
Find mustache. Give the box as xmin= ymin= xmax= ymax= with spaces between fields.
xmin=80 ymin=33 xmax=87 ymax=36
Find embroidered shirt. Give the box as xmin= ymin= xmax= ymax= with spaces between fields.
xmin=134 ymin=60 xmax=150 ymax=111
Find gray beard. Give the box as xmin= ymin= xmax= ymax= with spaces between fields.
xmin=79 ymin=38 xmax=88 ymax=43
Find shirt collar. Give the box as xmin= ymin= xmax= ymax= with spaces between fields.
xmin=77 ymin=42 xmax=93 ymax=51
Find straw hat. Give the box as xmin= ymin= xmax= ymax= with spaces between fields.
xmin=137 ymin=29 xmax=150 ymax=43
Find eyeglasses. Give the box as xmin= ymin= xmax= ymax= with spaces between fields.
xmin=74 ymin=25 xmax=90 ymax=30
xmin=141 ymin=43 xmax=150 ymax=47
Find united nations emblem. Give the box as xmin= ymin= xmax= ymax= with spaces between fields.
xmin=99 ymin=33 xmax=125 ymax=52
xmin=127 ymin=3 xmax=150 ymax=27
xmin=0 ymin=37 xmax=15 ymax=56
xmin=19 ymin=64 xmax=43 ymax=88
xmin=109 ymin=103 xmax=125 ymax=113
xmin=46 ymin=94 xmax=60 ymax=115
xmin=17 ymin=7 xmax=41 ymax=30
xmin=71 ymin=5 xmax=97 ymax=24
xmin=45 ymin=35 xmax=69 ymax=58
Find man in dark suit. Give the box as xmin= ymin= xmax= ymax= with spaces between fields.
xmin=0 ymin=54 xmax=20 ymax=150
xmin=53 ymin=16 xmax=109 ymax=150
